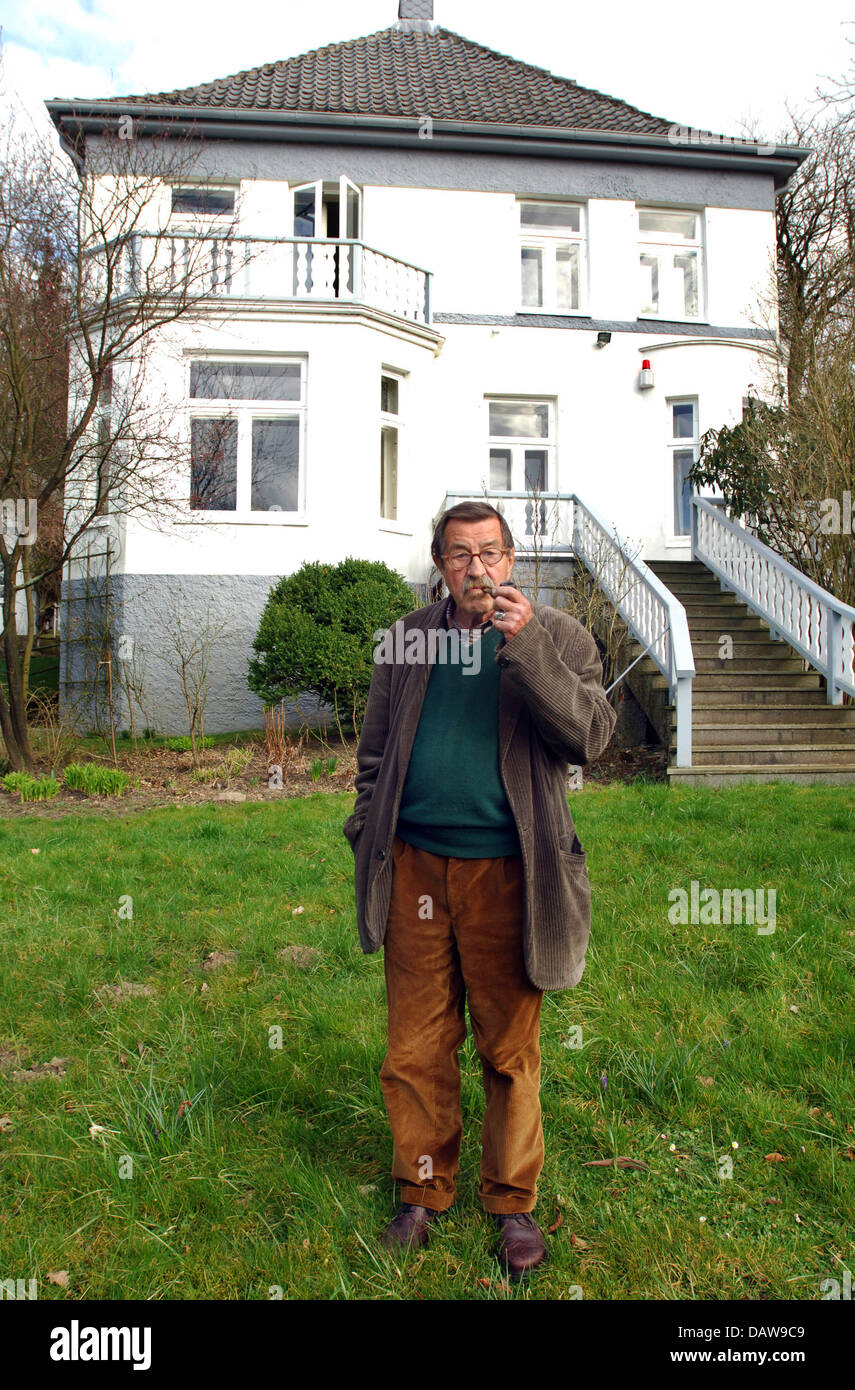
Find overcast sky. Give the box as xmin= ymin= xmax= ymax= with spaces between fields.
xmin=2 ymin=0 xmax=853 ymax=150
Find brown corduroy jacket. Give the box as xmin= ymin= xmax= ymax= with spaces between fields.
xmin=342 ymin=593 xmax=617 ymax=990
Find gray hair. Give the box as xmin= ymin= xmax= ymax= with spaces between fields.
xmin=430 ymin=501 xmax=514 ymax=564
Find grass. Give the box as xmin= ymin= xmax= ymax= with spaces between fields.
xmin=0 ymin=781 xmax=852 ymax=1300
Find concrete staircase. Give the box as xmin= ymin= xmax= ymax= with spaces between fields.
xmin=646 ymin=560 xmax=855 ymax=786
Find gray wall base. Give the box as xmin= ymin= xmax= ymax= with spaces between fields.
xmin=59 ymin=572 xmax=429 ymax=737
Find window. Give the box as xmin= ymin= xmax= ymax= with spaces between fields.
xmin=380 ymin=373 xmax=401 ymax=521
xmin=292 ymin=178 xmax=361 ymax=239
xmin=291 ymin=178 xmax=362 ymax=298
xmin=171 ymin=186 xmax=235 ymax=220
xmin=487 ymin=398 xmax=554 ymax=501
xmin=189 ymin=359 xmax=306 ymax=516
xmin=93 ymin=365 xmax=113 ymax=516
xmin=638 ymin=208 xmax=704 ymax=320
xmin=668 ymin=398 xmax=699 ymax=535
xmin=519 ymin=202 xmax=586 ymax=313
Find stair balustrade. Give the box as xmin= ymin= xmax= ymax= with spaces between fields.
xmin=692 ymin=497 xmax=855 ymax=704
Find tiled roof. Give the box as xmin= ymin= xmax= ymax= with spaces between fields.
xmin=103 ymin=25 xmax=675 ymax=136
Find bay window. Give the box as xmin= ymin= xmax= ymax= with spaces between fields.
xmin=380 ymin=373 xmax=401 ymax=521
xmin=93 ymin=364 xmax=113 ymax=516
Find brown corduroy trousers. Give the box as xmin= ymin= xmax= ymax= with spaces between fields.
xmin=379 ymin=835 xmax=545 ymax=1214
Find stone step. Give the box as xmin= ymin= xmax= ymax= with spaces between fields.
xmin=689 ymin=686 xmax=828 ymax=705
xmin=693 ymin=656 xmax=812 ymax=674
xmin=667 ymin=764 xmax=855 ymax=786
xmin=671 ymin=702 xmax=855 ymax=724
xmin=690 ymin=638 xmax=798 ymax=656
xmin=675 ymin=744 xmax=855 ymax=766
xmin=661 ymin=578 xmax=745 ymax=589
xmin=649 ymin=563 xmax=727 ymax=577
xmin=664 ymin=595 xmax=731 ymax=606
xmin=642 ymin=670 xmax=825 ymax=695
xmin=688 ymin=616 xmax=773 ymax=631
xmin=677 ymin=601 xmax=750 ymax=617
xmin=670 ymin=723 xmax=855 ymax=747
xmin=640 ymin=560 xmax=855 ymax=783
xmin=649 ymin=561 xmax=709 ymax=569
xmin=692 ymin=675 xmax=822 ymax=691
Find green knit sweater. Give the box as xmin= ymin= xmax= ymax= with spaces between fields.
xmin=395 ymin=624 xmax=521 ymax=858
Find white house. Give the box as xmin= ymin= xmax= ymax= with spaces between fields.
xmin=47 ymin=0 xmax=853 ymax=785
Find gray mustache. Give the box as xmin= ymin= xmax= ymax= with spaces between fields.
xmin=463 ymin=575 xmax=496 ymax=594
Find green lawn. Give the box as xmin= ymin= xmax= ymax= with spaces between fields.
xmin=0 ymin=782 xmax=852 ymax=1300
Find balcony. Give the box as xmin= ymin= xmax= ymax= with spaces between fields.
xmin=100 ymin=232 xmax=432 ymax=326
xmin=440 ymin=491 xmax=576 ymax=555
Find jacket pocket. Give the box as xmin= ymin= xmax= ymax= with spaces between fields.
xmin=343 ymin=813 xmax=366 ymax=851
xmin=558 ymin=844 xmax=591 ymax=932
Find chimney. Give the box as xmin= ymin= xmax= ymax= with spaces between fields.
xmin=397 ymin=0 xmax=435 ymax=31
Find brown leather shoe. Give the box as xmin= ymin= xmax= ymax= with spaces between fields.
xmin=493 ymin=1212 xmax=548 ymax=1279
xmin=379 ymin=1203 xmax=443 ymax=1251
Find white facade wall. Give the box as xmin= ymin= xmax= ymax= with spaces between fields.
xmin=61 ymin=163 xmax=783 ymax=731
xmin=96 ymin=179 xmax=779 ymax=582
xmin=106 ymin=317 xmax=776 ymax=588
xmin=361 ymin=186 xmax=775 ymax=328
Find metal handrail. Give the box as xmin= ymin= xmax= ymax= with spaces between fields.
xmin=572 ymin=495 xmax=695 ymax=765
xmin=692 ymin=496 xmax=855 ymax=703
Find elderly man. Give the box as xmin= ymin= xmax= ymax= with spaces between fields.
xmin=343 ymin=501 xmax=616 ymax=1279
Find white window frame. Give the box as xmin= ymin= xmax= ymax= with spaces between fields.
xmin=291 ymin=177 xmax=362 ymax=239
xmin=518 ymin=200 xmax=587 ymax=315
xmin=169 ymin=183 xmax=237 ymax=230
xmin=92 ymin=364 xmax=113 ymax=517
xmin=667 ymin=395 xmax=699 ymax=540
xmin=187 ymin=356 xmax=307 ymax=523
xmin=638 ymin=206 xmax=706 ymax=323
xmin=485 ymin=396 xmax=556 ymax=494
xmin=379 ymin=369 xmax=410 ymax=533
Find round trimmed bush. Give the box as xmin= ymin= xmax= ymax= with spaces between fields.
xmin=247 ymin=557 xmax=416 ymax=732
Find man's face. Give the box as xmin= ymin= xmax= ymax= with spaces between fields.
xmin=437 ymin=518 xmax=515 ymax=624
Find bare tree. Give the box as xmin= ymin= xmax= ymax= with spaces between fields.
xmin=0 ymin=92 xmax=247 ymax=770
xmin=161 ymin=588 xmax=237 ymax=767
xmin=775 ymin=107 xmax=855 ymax=399
xmin=690 ymin=65 xmax=855 ymax=608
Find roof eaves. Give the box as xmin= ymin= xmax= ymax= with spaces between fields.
xmin=45 ymin=100 xmax=811 ymax=188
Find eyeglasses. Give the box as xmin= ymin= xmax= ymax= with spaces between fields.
xmin=441 ymin=546 xmax=509 ymax=570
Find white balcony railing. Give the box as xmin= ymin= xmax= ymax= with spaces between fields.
xmin=441 ymin=490 xmax=696 ymax=765
xmin=692 ymin=496 xmax=855 ymax=703
xmin=87 ymin=232 xmax=432 ymax=325
xmin=441 ymin=491 xmax=576 ymax=555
